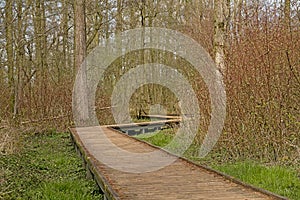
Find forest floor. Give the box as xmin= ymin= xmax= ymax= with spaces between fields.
xmin=0 ymin=131 xmax=102 ymax=200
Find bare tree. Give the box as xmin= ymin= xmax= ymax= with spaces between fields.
xmin=74 ymin=0 xmax=89 ymax=124
xmin=213 ymin=0 xmax=229 ymax=73
xmin=13 ymin=0 xmax=26 ymax=122
xmin=74 ymin=0 xmax=86 ymax=72
xmin=232 ymin=0 xmax=243 ymax=39
xmin=284 ymin=0 xmax=291 ymax=33
xmin=5 ymin=0 xmax=14 ymax=118
xmin=34 ymin=0 xmax=47 ymax=117
xmin=62 ymin=0 xmax=69 ymax=70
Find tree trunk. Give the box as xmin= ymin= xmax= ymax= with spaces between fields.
xmin=74 ymin=0 xmax=89 ymax=125
xmin=74 ymin=0 xmax=86 ymax=71
xmin=232 ymin=0 xmax=243 ymax=39
xmin=284 ymin=0 xmax=291 ymax=33
xmin=62 ymin=0 xmax=69 ymax=71
xmin=213 ymin=0 xmax=229 ymax=74
xmin=14 ymin=0 xmax=26 ymax=123
xmin=5 ymin=0 xmax=14 ymax=118
xmin=105 ymin=0 xmax=110 ymax=39
xmin=34 ymin=0 xmax=47 ymax=117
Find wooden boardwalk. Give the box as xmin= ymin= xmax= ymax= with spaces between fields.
xmin=70 ymin=124 xmax=287 ymax=200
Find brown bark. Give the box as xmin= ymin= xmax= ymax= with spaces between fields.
xmin=74 ymin=0 xmax=86 ymax=72
xmin=34 ymin=0 xmax=47 ymax=117
xmin=74 ymin=0 xmax=89 ymax=124
xmin=62 ymin=0 xmax=69 ymax=70
xmin=5 ymin=0 xmax=14 ymax=115
xmin=284 ymin=0 xmax=291 ymax=33
xmin=14 ymin=0 xmax=26 ymax=121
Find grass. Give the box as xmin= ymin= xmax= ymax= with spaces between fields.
xmin=135 ymin=129 xmax=174 ymax=147
xmin=0 ymin=131 xmax=102 ymax=200
xmin=135 ymin=129 xmax=300 ymax=200
xmin=213 ymin=162 xmax=300 ymax=200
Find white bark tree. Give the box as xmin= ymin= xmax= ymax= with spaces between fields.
xmin=213 ymin=0 xmax=229 ymax=74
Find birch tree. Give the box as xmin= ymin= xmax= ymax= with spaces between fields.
xmin=213 ymin=0 xmax=229 ymax=73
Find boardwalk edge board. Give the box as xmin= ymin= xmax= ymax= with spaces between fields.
xmin=69 ymin=128 xmax=120 ymax=200
xmin=69 ymin=126 xmax=288 ymax=200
